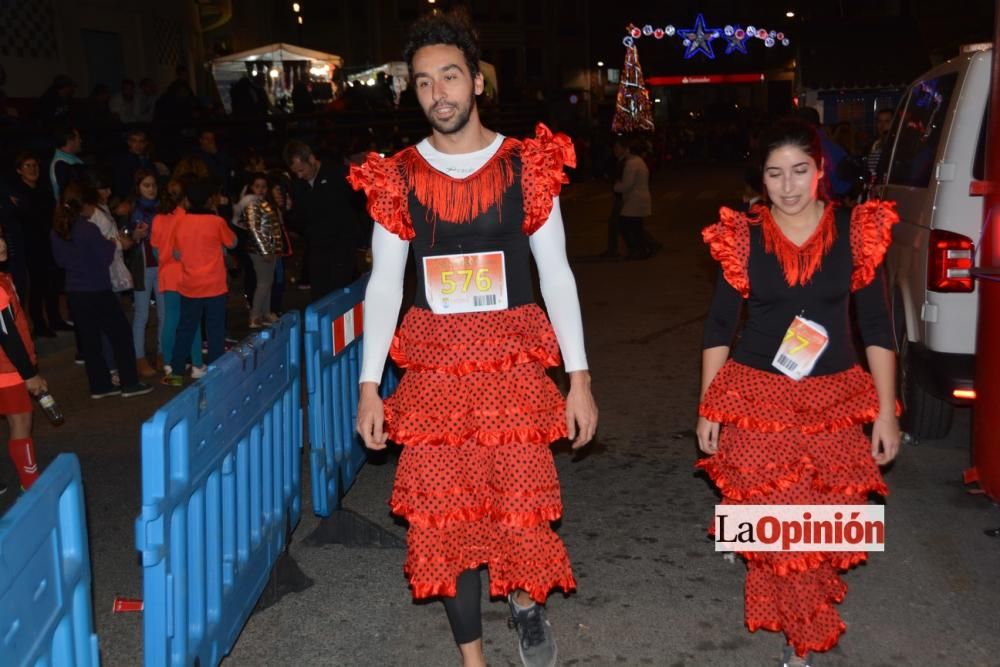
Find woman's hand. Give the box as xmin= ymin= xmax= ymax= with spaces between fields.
xmin=356 ymin=382 xmax=387 ymax=451
xmin=25 ymin=375 xmax=47 ymax=396
xmin=871 ymin=413 xmax=901 ymax=465
xmin=132 ymin=222 xmax=149 ymax=240
xmin=565 ymin=371 xmax=598 ymax=449
xmin=696 ymin=416 xmax=721 ymax=455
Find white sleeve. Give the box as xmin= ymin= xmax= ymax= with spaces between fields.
xmin=360 ymin=224 xmax=410 ymax=384
xmin=529 ymin=196 xmax=588 ymax=372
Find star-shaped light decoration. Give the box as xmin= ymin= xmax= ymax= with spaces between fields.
xmin=680 ymin=13 xmax=720 ymax=60
xmin=723 ymin=25 xmax=749 ymax=55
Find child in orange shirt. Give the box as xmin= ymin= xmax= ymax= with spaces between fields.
xmin=162 ymin=178 xmax=236 ymax=387
xmin=0 ymin=231 xmax=49 ymax=493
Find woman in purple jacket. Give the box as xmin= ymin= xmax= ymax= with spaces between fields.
xmin=50 ymin=183 xmax=153 ymax=399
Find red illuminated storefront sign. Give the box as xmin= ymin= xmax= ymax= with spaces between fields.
xmin=646 ymin=73 xmax=766 ymax=86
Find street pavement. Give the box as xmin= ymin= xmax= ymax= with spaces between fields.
xmin=2 ymin=164 xmax=998 ymax=667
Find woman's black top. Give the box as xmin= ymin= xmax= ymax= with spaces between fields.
xmin=703 ymin=205 xmax=894 ymax=377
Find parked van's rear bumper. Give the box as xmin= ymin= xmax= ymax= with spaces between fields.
xmin=912 ymin=343 xmax=976 ymax=402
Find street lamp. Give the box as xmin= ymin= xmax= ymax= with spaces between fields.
xmin=293 ymin=2 xmax=300 ymax=12
xmin=297 ymin=15 xmax=303 ymax=24
xmin=597 ymin=61 xmax=604 ymax=67
xmin=786 ymin=11 xmax=795 ymax=17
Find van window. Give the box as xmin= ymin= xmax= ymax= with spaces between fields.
xmin=887 ymin=73 xmax=958 ymax=188
xmin=974 ymin=103 xmax=988 ymax=181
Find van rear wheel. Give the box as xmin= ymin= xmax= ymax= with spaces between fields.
xmin=899 ymin=337 xmax=954 ymax=441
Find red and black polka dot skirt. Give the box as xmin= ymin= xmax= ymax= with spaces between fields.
xmin=698 ymin=360 xmax=890 ymax=658
xmin=384 ymin=304 xmax=575 ymax=603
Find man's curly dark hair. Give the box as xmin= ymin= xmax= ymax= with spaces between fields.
xmin=403 ymin=9 xmax=481 ymax=79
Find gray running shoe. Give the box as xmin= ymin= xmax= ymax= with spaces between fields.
xmin=508 ymin=594 xmax=557 ymax=667
xmin=782 ymin=644 xmax=813 ymax=667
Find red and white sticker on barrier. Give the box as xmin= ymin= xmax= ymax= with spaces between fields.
xmin=332 ymin=302 xmax=365 ymax=356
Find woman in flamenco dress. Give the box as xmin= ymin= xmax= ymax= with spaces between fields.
xmin=695 ymin=119 xmax=902 ymax=667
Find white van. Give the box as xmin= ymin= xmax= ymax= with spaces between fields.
xmin=875 ymin=45 xmax=990 ymax=441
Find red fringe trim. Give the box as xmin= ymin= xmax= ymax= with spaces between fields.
xmin=392 ymin=481 xmax=562 ymax=501
xmin=384 ymin=418 xmax=568 ymax=448
xmin=702 ymin=207 xmax=752 ymax=298
xmin=390 ymin=499 xmax=563 ymax=529
xmin=743 ymin=549 xmax=869 ymax=577
xmin=346 ymin=152 xmax=415 ymax=240
xmin=696 ymin=455 xmax=889 ymax=502
xmin=389 ymin=339 xmax=561 ymax=375
xmin=520 ymin=123 xmax=576 ymax=235
xmin=850 ymin=199 xmax=899 ymax=292
xmin=755 ymin=203 xmax=837 ymax=288
xmin=698 ymin=404 xmax=883 ymax=436
xmin=399 ymin=139 xmax=519 ymax=225
xmin=407 ymin=570 xmax=576 ymax=603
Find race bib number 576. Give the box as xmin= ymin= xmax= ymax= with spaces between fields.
xmin=423 ymin=251 xmax=508 ymax=314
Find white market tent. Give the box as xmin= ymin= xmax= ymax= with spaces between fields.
xmin=207 ymin=43 xmax=344 ymax=113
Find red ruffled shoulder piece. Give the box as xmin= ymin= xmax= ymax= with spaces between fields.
xmin=702 ymin=207 xmax=752 ymax=298
xmin=346 ymin=150 xmax=415 ymax=240
xmin=520 ymin=123 xmax=576 ymax=235
xmin=849 ymin=199 xmax=898 ymax=292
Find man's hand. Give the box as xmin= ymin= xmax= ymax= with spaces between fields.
xmin=25 ymin=375 xmax=47 ymax=396
xmin=356 ymin=382 xmax=388 ymax=451
xmin=565 ymin=371 xmax=598 ymax=449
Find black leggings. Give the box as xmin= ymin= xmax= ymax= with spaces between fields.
xmin=442 ymin=569 xmax=483 ymax=645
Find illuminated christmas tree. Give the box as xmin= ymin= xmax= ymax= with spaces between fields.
xmin=612 ymin=44 xmax=654 ymax=133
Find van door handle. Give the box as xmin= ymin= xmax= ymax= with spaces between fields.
xmin=936 ymin=162 xmax=956 ymax=182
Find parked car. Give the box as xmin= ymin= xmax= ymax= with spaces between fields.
xmin=873 ymin=45 xmax=991 ymax=441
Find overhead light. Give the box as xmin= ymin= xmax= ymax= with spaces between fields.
xmin=654 ymin=98 xmax=661 ymax=103
xmin=269 ymin=68 xmax=280 ymax=79
xmin=428 ymin=0 xmax=436 ymax=3
xmin=292 ymin=2 xmax=300 ymax=11
xmin=597 ymin=61 xmax=604 ymax=67
xmin=786 ymin=11 xmax=795 ymax=17
xmin=297 ymin=15 xmax=303 ymax=24
xmin=367 ymin=78 xmax=376 ymax=86
xmin=954 ymin=388 xmax=976 ymax=400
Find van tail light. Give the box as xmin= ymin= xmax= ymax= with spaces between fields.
xmin=928 ymin=229 xmax=975 ymax=292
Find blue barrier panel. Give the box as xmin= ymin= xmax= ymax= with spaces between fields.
xmin=304 ymin=274 xmax=399 ymax=517
xmin=134 ymin=313 xmax=302 ymax=667
xmin=0 ymin=454 xmax=100 ymax=667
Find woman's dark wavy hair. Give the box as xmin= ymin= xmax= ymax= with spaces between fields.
xmin=757 ymin=118 xmax=830 ymax=202
xmin=402 ymin=9 xmax=481 ymax=79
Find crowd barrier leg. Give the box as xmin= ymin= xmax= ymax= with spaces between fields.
xmin=0 ymin=454 xmax=100 ymax=667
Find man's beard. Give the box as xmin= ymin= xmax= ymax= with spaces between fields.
xmin=424 ymin=92 xmax=475 ymax=135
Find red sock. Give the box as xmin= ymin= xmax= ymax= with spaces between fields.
xmin=8 ymin=437 xmax=39 ymax=490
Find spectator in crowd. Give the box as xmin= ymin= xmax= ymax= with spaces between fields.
xmin=82 ymin=84 xmax=115 ymax=129
xmin=599 ymin=135 xmax=626 ymax=259
xmin=162 ymin=177 xmax=236 ymax=387
xmin=268 ymin=172 xmax=291 ymax=316
xmin=150 ymin=179 xmax=204 ymax=379
xmin=232 ymin=147 xmax=267 ymax=200
xmin=49 ymin=126 xmax=86 ymax=200
xmin=172 ymin=154 xmax=210 ymax=181
xmin=613 ymin=135 xmax=655 ymax=260
xmin=113 ymin=129 xmax=155 ymax=200
xmin=126 ymin=170 xmax=162 ymax=376
xmin=0 ymin=175 xmax=27 ymax=302
xmin=795 ymin=107 xmax=853 ymax=200
xmin=284 ymin=140 xmax=358 ymax=301
xmin=50 ymin=183 xmax=152 ymax=399
xmin=739 ymin=164 xmax=764 ymax=212
xmin=233 ymin=172 xmax=288 ymax=328
xmin=866 ymin=108 xmax=895 ymax=179
xmin=109 ymin=79 xmax=140 ymax=124
xmin=36 ymin=75 xmax=75 ymax=126
xmin=194 ymin=130 xmax=234 ymax=194
xmin=154 ymin=65 xmax=199 ymax=125
xmin=137 ymin=78 xmax=158 ymax=123
xmin=10 ymin=152 xmax=71 ymax=336
xmin=0 ymin=227 xmax=50 ymax=494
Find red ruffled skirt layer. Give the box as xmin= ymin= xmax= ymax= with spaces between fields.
xmin=385 ymin=305 xmax=574 ymax=603
xmin=697 ymin=361 xmax=888 ymax=657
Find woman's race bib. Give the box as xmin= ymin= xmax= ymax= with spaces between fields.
xmin=772 ymin=315 xmax=829 ymax=381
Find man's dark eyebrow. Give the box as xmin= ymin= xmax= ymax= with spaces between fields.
xmin=413 ymin=63 xmax=464 ymax=79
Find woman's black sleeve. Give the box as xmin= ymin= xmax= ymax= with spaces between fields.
xmin=0 ymin=306 xmax=37 ymax=380
xmin=854 ymin=263 xmax=894 ymax=351
xmin=703 ymin=268 xmax=744 ymax=349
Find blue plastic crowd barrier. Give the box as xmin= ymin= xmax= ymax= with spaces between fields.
xmin=0 ymin=454 xmax=100 ymax=667
xmin=304 ymin=275 xmax=399 ymax=517
xmin=134 ymin=313 xmax=303 ymax=667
